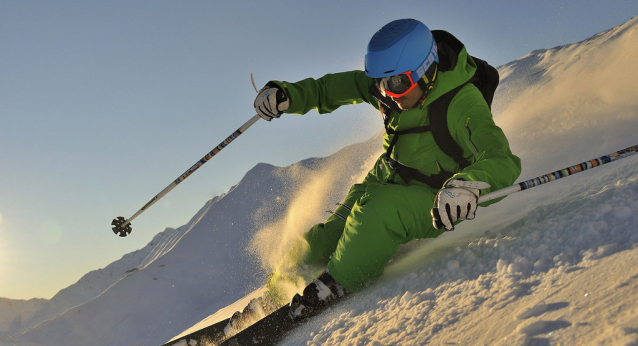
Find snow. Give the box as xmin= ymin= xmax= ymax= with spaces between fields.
xmin=282 ymin=156 xmax=638 ymax=345
xmin=3 ymin=16 xmax=638 ymax=346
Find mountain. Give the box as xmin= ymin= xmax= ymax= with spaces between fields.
xmin=4 ymin=16 xmax=638 ymax=346
xmin=0 ymin=228 xmax=186 ymax=339
xmin=3 ymin=132 xmax=382 ymax=346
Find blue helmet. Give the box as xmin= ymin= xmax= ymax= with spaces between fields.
xmin=365 ymin=19 xmax=439 ymax=79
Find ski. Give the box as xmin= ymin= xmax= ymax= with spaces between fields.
xmin=219 ymin=303 xmax=328 ymax=346
xmin=162 ymin=317 xmax=230 ymax=346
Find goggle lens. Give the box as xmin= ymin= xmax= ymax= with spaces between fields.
xmin=375 ymin=72 xmax=416 ymax=98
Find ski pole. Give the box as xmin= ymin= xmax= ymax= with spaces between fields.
xmin=111 ymin=114 xmax=262 ymax=237
xmin=478 ymin=144 xmax=638 ymax=204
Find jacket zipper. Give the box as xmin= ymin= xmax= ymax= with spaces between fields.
xmin=465 ymin=118 xmax=480 ymax=155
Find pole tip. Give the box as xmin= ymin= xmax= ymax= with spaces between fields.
xmin=111 ymin=216 xmax=132 ymax=237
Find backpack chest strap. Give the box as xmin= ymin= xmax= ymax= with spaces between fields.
xmin=383 ymin=122 xmax=455 ymax=188
xmin=384 ymin=125 xmax=432 ymax=164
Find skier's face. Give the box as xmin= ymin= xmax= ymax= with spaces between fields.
xmin=391 ymin=82 xmax=424 ymax=110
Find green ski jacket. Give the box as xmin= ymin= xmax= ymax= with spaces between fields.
xmin=270 ymin=37 xmax=521 ymax=204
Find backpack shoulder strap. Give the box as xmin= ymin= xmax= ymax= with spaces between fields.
xmin=428 ymin=82 xmax=472 ymax=170
xmin=468 ymin=56 xmax=499 ymax=109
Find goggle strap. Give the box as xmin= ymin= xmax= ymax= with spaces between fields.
xmin=419 ymin=65 xmax=438 ymax=89
xmin=414 ymin=42 xmax=439 ymax=81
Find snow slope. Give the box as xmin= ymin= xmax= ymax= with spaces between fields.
xmin=5 ymin=16 xmax=638 ymax=346
xmin=282 ymin=155 xmax=638 ymax=346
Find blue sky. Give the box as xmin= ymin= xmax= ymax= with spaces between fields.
xmin=1 ymin=1 xmax=636 ymax=300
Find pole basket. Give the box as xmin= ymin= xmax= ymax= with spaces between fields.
xmin=111 ymin=216 xmax=132 ymax=237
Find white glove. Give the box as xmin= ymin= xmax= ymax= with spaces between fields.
xmin=431 ymin=180 xmax=489 ymax=231
xmin=254 ymin=86 xmax=290 ymax=121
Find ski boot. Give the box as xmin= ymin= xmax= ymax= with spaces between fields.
xmin=288 ymin=269 xmax=349 ymax=321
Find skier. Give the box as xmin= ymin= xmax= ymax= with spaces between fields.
xmin=231 ymin=18 xmax=521 ymax=328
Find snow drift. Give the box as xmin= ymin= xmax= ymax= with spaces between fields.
xmin=4 ymin=16 xmax=638 ymax=346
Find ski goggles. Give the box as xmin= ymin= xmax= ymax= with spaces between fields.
xmin=374 ymin=42 xmax=439 ymax=98
xmin=375 ymin=72 xmax=420 ymax=98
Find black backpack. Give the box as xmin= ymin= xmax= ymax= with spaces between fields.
xmin=369 ymin=30 xmax=499 ymax=189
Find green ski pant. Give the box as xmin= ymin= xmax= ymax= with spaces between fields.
xmin=302 ymin=174 xmax=446 ymax=292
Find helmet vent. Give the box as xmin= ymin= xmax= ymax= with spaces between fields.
xmin=368 ymin=19 xmax=418 ymax=51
